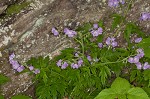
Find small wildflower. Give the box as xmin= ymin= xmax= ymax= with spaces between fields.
xmin=140 ymin=12 xmax=150 ymax=21
xmin=29 ymin=66 xmax=34 ymax=71
xmin=106 ymin=37 xmax=118 ymax=47
xmin=61 ymin=62 xmax=68 ymax=69
xmin=108 ymin=0 xmax=119 ymax=7
xmin=64 ymin=28 xmax=77 ymax=37
xmin=91 ymin=27 xmax=103 ymax=37
xmin=135 ymin=62 xmax=142 ymax=69
xmin=17 ymin=65 xmax=25 ymax=72
xmin=34 ymin=69 xmax=40 ymax=74
xmin=71 ymin=63 xmax=79 ymax=69
xmin=128 ymin=56 xmax=139 ymax=64
xmin=51 ymin=27 xmax=59 ymax=36
xmin=9 ymin=53 xmax=15 ymax=61
xmin=78 ymin=59 xmax=83 ymax=67
xmin=134 ymin=37 xmax=142 ymax=43
xmin=98 ymin=43 xmax=103 ymax=48
xmin=74 ymin=53 xmax=79 ymax=57
xmin=143 ymin=62 xmax=150 ymax=70
xmin=93 ymin=24 xmax=99 ymax=29
xmin=87 ymin=55 xmax=92 ymax=61
xmin=56 ymin=59 xmax=62 ymax=67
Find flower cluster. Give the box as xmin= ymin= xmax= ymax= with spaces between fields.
xmin=108 ymin=0 xmax=125 ymax=7
xmin=51 ymin=27 xmax=77 ymax=37
xmin=64 ymin=28 xmax=77 ymax=37
xmin=140 ymin=12 xmax=150 ymax=21
xmin=106 ymin=37 xmax=118 ymax=47
xmin=9 ymin=53 xmax=40 ymax=74
xmin=90 ymin=24 xmax=103 ymax=37
xmin=128 ymin=48 xmax=150 ymax=69
xmin=56 ymin=59 xmax=83 ymax=69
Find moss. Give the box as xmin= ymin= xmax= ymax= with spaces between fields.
xmin=6 ymin=1 xmax=30 ymax=16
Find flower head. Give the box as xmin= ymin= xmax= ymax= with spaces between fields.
xmin=17 ymin=65 xmax=25 ymax=72
xmin=98 ymin=43 xmax=103 ymax=48
xmin=56 ymin=59 xmax=62 ymax=67
xmin=135 ymin=37 xmax=142 ymax=43
xmin=91 ymin=27 xmax=103 ymax=37
xmin=143 ymin=62 xmax=150 ymax=70
xmin=78 ymin=59 xmax=83 ymax=67
xmin=34 ymin=69 xmax=40 ymax=74
xmin=135 ymin=62 xmax=142 ymax=69
xmin=61 ymin=62 xmax=68 ymax=69
xmin=29 ymin=66 xmax=34 ymax=71
xmin=140 ymin=12 xmax=150 ymax=21
xmin=106 ymin=37 xmax=118 ymax=47
xmin=87 ymin=55 xmax=92 ymax=61
xmin=64 ymin=28 xmax=77 ymax=37
xmin=71 ymin=63 xmax=79 ymax=69
xmin=52 ymin=27 xmax=59 ymax=36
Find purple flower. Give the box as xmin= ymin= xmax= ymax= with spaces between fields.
xmin=136 ymin=48 xmax=144 ymax=58
xmin=52 ymin=27 xmax=59 ymax=36
xmin=119 ymin=0 xmax=125 ymax=4
xmin=128 ymin=56 xmax=139 ymax=64
xmin=135 ymin=62 xmax=142 ymax=69
xmin=74 ymin=53 xmax=79 ymax=57
xmin=93 ymin=24 xmax=98 ymax=29
xmin=98 ymin=43 xmax=103 ymax=48
xmin=128 ymin=57 xmax=134 ymax=63
xmin=71 ymin=63 xmax=79 ymax=69
xmin=108 ymin=0 xmax=119 ymax=7
xmin=87 ymin=55 xmax=92 ymax=61
xmin=78 ymin=59 xmax=83 ymax=67
xmin=143 ymin=62 xmax=150 ymax=70
xmin=34 ymin=69 xmax=40 ymax=74
xmin=140 ymin=12 xmax=150 ymax=21
xmin=61 ymin=62 xmax=68 ymax=69
xmin=10 ymin=60 xmax=20 ymax=69
xmin=91 ymin=27 xmax=103 ymax=37
xmin=106 ymin=37 xmax=118 ymax=47
xmin=9 ymin=53 xmax=15 ymax=61
xmin=135 ymin=37 xmax=142 ymax=43
xmin=17 ymin=65 xmax=25 ymax=72
xmin=64 ymin=28 xmax=77 ymax=37
xmin=56 ymin=59 xmax=62 ymax=67
xmin=29 ymin=66 xmax=34 ymax=71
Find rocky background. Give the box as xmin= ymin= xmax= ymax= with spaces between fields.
xmin=0 ymin=0 xmax=149 ymax=98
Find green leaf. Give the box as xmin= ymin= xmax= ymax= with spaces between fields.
xmin=111 ymin=77 xmax=131 ymax=94
xmin=0 ymin=74 xmax=9 ymax=85
xmin=11 ymin=95 xmax=31 ymax=99
xmin=111 ymin=14 xmax=124 ymax=30
xmin=0 ymin=95 xmax=4 ymax=99
xmin=94 ymin=88 xmax=117 ymax=99
xmin=127 ymin=87 xmax=150 ymax=99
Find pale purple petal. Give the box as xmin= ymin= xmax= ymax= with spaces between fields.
xmin=128 ymin=57 xmax=134 ymax=63
xmin=56 ymin=59 xmax=62 ymax=67
xmin=98 ymin=43 xmax=103 ymax=48
xmin=143 ymin=62 xmax=150 ymax=70
xmin=78 ymin=59 xmax=83 ymax=67
xmin=61 ymin=62 xmax=68 ymax=69
xmin=87 ymin=55 xmax=92 ymax=61
xmin=93 ymin=24 xmax=98 ymax=29
xmin=111 ymin=41 xmax=118 ymax=47
xmin=29 ymin=66 xmax=34 ymax=71
xmin=71 ymin=63 xmax=79 ymax=69
xmin=133 ymin=56 xmax=139 ymax=63
xmin=140 ymin=12 xmax=149 ymax=21
xmin=135 ymin=38 xmax=142 ymax=43
xmin=135 ymin=62 xmax=142 ymax=69
xmin=34 ymin=69 xmax=40 ymax=74
xmin=9 ymin=53 xmax=15 ymax=60
xmin=97 ymin=27 xmax=103 ymax=34
xmin=106 ymin=37 xmax=111 ymax=45
xmin=52 ymin=27 xmax=59 ymax=36
xmin=17 ymin=65 xmax=25 ymax=72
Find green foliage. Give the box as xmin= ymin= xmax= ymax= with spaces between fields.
xmin=11 ymin=94 xmax=31 ymax=99
xmin=95 ymin=77 xmax=150 ymax=99
xmin=111 ymin=14 xmax=125 ymax=30
xmin=0 ymin=74 xmax=9 ymax=85
xmin=0 ymin=95 xmax=4 ymax=99
xmin=6 ymin=2 xmax=30 ymax=15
